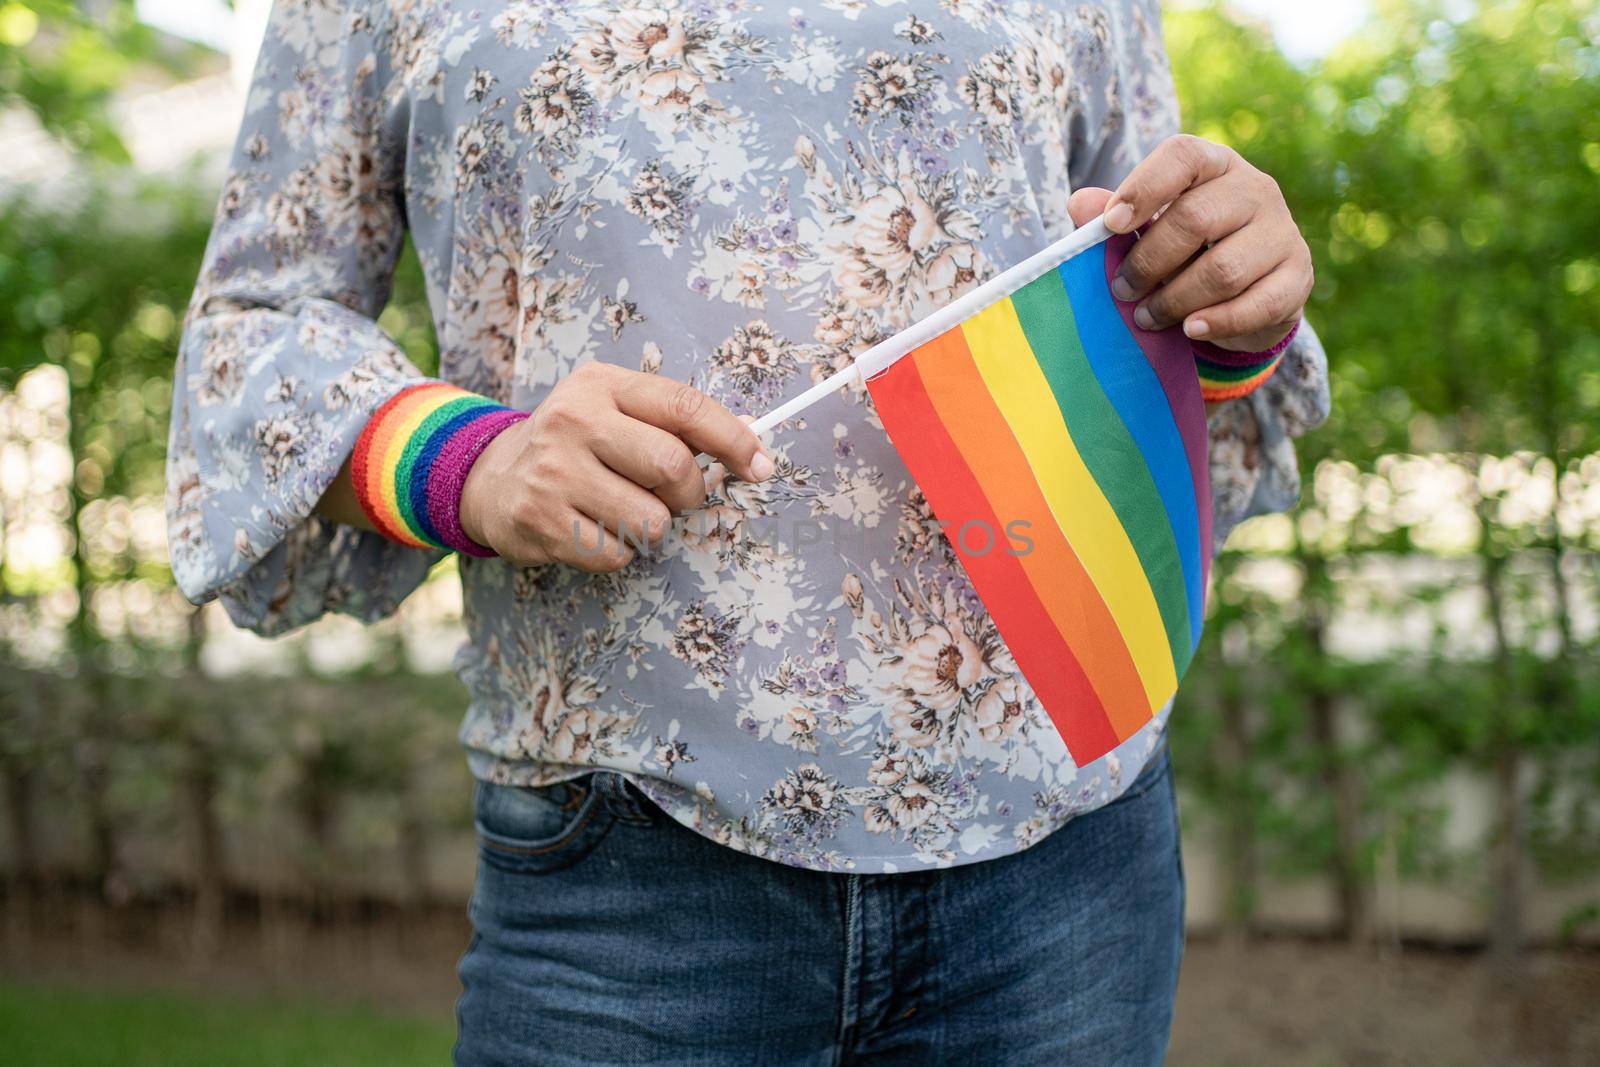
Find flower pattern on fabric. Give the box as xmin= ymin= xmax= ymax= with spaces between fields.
xmin=168 ymin=0 xmax=1329 ymax=873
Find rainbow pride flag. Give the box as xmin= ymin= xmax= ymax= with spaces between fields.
xmin=866 ymin=233 xmax=1210 ymax=764
xmin=754 ymin=221 xmax=1211 ymax=765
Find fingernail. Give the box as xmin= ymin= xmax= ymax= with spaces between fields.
xmin=1104 ymin=202 xmax=1134 ymax=232
xmin=1134 ymin=305 xmax=1156 ymax=331
xmin=1184 ymin=318 xmax=1210 ymax=339
xmin=1111 ymin=274 xmax=1136 ymax=302
xmin=750 ymin=451 xmax=774 ymax=481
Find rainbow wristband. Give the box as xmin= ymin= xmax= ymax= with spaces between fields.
xmin=351 ymin=382 xmax=529 ymax=557
xmin=1193 ymin=319 xmax=1300 ymax=401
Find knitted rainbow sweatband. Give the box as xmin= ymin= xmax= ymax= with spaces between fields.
xmin=351 ymin=382 xmax=529 ymax=557
xmin=1193 ymin=319 xmax=1300 ymax=401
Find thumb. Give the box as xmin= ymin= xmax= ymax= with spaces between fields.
xmin=1068 ymin=187 xmax=1113 ymax=229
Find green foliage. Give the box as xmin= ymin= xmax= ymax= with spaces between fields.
xmin=0 ymin=176 xmax=212 ymax=499
xmin=1165 ymin=0 xmax=1600 ymax=934
xmin=0 ymin=1 xmax=207 ymax=161
xmin=0 ymin=982 xmax=453 ymax=1067
xmin=1171 ymin=0 xmax=1600 ymax=461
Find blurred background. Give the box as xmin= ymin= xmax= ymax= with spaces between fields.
xmin=1 ymin=1 xmax=1598 ymax=1064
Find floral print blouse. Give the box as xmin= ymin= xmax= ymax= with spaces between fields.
xmin=168 ymin=0 xmax=1330 ymax=872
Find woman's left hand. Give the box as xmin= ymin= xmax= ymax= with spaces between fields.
xmin=1067 ymin=134 xmax=1313 ymax=353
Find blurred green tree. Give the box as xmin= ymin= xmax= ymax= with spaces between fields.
xmin=1168 ymin=0 xmax=1600 ymax=956
xmin=0 ymin=0 xmax=205 ymax=161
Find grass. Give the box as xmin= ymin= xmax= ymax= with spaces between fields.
xmin=0 ymin=981 xmax=454 ymax=1066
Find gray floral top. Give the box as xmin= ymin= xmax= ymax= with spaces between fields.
xmin=168 ymin=0 xmax=1329 ymax=872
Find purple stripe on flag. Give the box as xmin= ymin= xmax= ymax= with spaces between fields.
xmin=1102 ymin=234 xmax=1214 ymax=587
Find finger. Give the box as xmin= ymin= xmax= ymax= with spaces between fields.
xmin=1112 ymin=182 xmax=1258 ymax=301
xmin=1136 ymin=228 xmax=1283 ymax=331
xmin=1184 ymin=261 xmax=1312 ymax=344
xmin=1104 ymin=135 xmax=1233 ymax=234
xmin=550 ymin=506 xmax=639 ymax=573
xmin=570 ymin=454 xmax=675 ymax=548
xmin=611 ymin=373 xmax=770 ymax=483
xmin=591 ymin=414 xmax=707 ymax=513
xmin=1067 ymin=186 xmax=1113 ymax=229
xmin=497 ymin=506 xmax=578 ymax=569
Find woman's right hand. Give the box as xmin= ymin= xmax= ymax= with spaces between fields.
xmin=458 ymin=363 xmax=773 ymax=571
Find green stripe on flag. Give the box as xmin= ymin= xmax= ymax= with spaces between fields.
xmin=1009 ymin=270 xmax=1192 ymax=674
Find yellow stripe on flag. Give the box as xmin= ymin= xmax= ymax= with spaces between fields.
xmin=957 ymin=299 xmax=1178 ymax=710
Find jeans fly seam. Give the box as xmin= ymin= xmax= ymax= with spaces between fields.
xmin=835 ymin=873 xmax=864 ymax=1062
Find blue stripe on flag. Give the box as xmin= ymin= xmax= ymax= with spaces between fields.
xmin=1059 ymin=245 xmax=1206 ymax=650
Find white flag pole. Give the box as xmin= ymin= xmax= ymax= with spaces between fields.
xmin=747 ymin=216 xmax=1114 ymax=437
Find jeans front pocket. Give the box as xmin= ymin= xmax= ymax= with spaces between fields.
xmin=473 ymin=775 xmax=615 ymax=875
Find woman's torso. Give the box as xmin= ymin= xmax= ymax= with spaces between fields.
xmin=366 ymin=0 xmax=1178 ymax=871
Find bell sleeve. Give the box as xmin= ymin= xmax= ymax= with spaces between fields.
xmin=164 ymin=0 xmax=440 ymax=636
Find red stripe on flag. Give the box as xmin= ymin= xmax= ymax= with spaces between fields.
xmin=868 ymin=352 xmax=1123 ymax=765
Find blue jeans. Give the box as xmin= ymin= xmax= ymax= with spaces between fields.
xmin=455 ymin=748 xmax=1184 ymax=1066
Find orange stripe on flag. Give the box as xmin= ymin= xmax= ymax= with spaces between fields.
xmin=868 ymin=352 xmax=1122 ymax=765
xmin=960 ymin=298 xmax=1178 ymax=710
xmin=912 ymin=329 xmax=1154 ymax=743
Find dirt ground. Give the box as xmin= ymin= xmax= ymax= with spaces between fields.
xmin=3 ymin=896 xmax=1597 ymax=1066
xmin=1169 ymin=938 xmax=1600 ymax=1067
